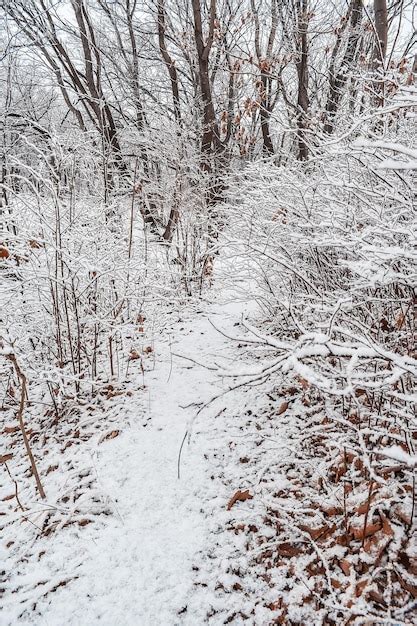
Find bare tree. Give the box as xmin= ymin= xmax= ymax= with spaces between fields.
xmin=251 ymin=0 xmax=278 ymax=156
xmin=2 ymin=0 xmax=126 ymax=186
xmin=295 ymin=0 xmax=309 ymax=160
xmin=191 ymin=0 xmax=223 ymax=172
xmin=324 ymin=0 xmax=363 ymax=135
xmin=157 ymin=0 xmax=182 ymax=126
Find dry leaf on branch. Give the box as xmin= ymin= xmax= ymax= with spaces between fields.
xmin=129 ymin=350 xmax=141 ymax=361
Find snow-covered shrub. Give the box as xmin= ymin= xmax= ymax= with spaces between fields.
xmin=0 ymin=123 xmax=213 ymax=536
xmin=221 ymin=91 xmax=417 ymax=623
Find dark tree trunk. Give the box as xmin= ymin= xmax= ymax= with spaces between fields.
xmin=324 ymin=0 xmax=363 ymax=135
xmin=296 ymin=0 xmax=309 ymax=161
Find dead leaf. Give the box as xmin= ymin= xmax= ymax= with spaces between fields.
xmin=297 ymin=376 xmax=309 ymax=390
xmin=367 ymin=589 xmax=386 ymax=606
xmin=321 ymin=503 xmax=343 ymax=516
xmin=356 ymin=496 xmax=376 ymax=515
xmin=0 ymin=453 xmax=13 ymax=464
xmin=396 ymin=572 xmax=417 ymax=598
xmin=4 ymin=425 xmax=19 ymax=434
xmin=351 ymin=521 xmax=381 ymax=541
xmin=354 ymin=388 xmax=367 ymax=397
xmin=299 ymin=523 xmax=335 ymax=541
xmin=227 ymin=489 xmax=253 ymax=510
xmin=363 ymin=534 xmax=383 ymax=554
xmin=395 ymin=311 xmax=406 ymax=330
xmin=379 ymin=512 xmax=394 ymax=537
xmin=99 ymin=430 xmax=120 ymax=444
xmin=276 ymin=542 xmax=303 ymax=557
xmin=277 ymin=401 xmax=288 ymax=415
xmin=393 ymin=507 xmax=411 ymax=526
xmin=78 ymin=519 xmax=92 ymax=527
xmin=0 ymin=245 xmax=10 ymax=259
xmin=355 ymin=578 xmax=369 ymax=597
xmin=379 ymin=317 xmax=390 ymax=332
xmin=331 ymin=578 xmax=343 ymax=590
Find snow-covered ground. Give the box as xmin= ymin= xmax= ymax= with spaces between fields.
xmin=1 ymin=260 xmax=261 ymax=626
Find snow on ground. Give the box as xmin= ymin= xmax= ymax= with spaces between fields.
xmin=1 ymin=258 xmax=261 ymax=626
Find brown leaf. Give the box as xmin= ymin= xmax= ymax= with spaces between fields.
xmin=396 ymin=572 xmax=417 ymax=598
xmin=355 ymin=578 xmax=369 ymax=597
xmin=380 ymin=512 xmax=394 ymax=537
xmin=393 ymin=507 xmax=411 ymax=526
xmin=4 ymin=425 xmax=19 ymax=434
xmin=367 ymin=589 xmax=386 ymax=606
xmin=378 ymin=464 xmax=404 ymax=479
xmin=363 ymin=534 xmax=383 ymax=554
xmin=395 ymin=311 xmax=406 ymax=330
xmin=351 ymin=521 xmax=381 ymax=541
xmin=356 ymin=496 xmax=376 ymax=515
xmin=340 ymin=558 xmax=351 ymax=576
xmin=306 ymin=561 xmax=325 ymax=576
xmin=297 ymin=376 xmax=310 ymax=390
xmin=78 ymin=519 xmax=92 ymax=527
xmin=321 ymin=503 xmax=343 ymax=517
xmin=0 ymin=245 xmax=10 ymax=259
xmin=354 ymin=388 xmax=367 ymax=397
xmin=0 ymin=453 xmax=13 ymax=464
xmin=227 ymin=489 xmax=253 ymax=511
xmin=331 ymin=578 xmax=343 ymax=590
xmin=99 ymin=430 xmax=120 ymax=444
xmin=129 ymin=350 xmax=141 ymax=361
xmin=276 ymin=542 xmax=303 ymax=557
xmin=277 ymin=401 xmax=288 ymax=416
xmin=380 ymin=317 xmax=390 ymax=332
xmin=299 ymin=523 xmax=335 ymax=541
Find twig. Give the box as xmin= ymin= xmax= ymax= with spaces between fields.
xmin=2 ymin=345 xmax=46 ymax=500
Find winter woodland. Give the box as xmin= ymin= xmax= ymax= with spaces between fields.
xmin=0 ymin=0 xmax=416 ymax=624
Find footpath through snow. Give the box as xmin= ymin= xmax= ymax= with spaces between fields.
xmin=3 ymin=266 xmax=259 ymax=626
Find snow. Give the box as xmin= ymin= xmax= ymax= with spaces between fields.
xmin=376 ymin=445 xmax=417 ymax=468
xmin=1 ymin=263 xmax=260 ymax=626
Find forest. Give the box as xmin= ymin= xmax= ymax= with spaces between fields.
xmin=0 ymin=0 xmax=416 ymax=624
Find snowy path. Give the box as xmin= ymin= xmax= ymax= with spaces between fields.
xmin=24 ymin=281 xmax=255 ymax=626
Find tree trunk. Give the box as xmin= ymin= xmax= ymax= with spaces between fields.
xmin=324 ymin=0 xmax=363 ymax=135
xmin=372 ymin=0 xmax=388 ymax=70
xmin=372 ymin=0 xmax=388 ymax=106
xmin=296 ymin=0 xmax=309 ymax=161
